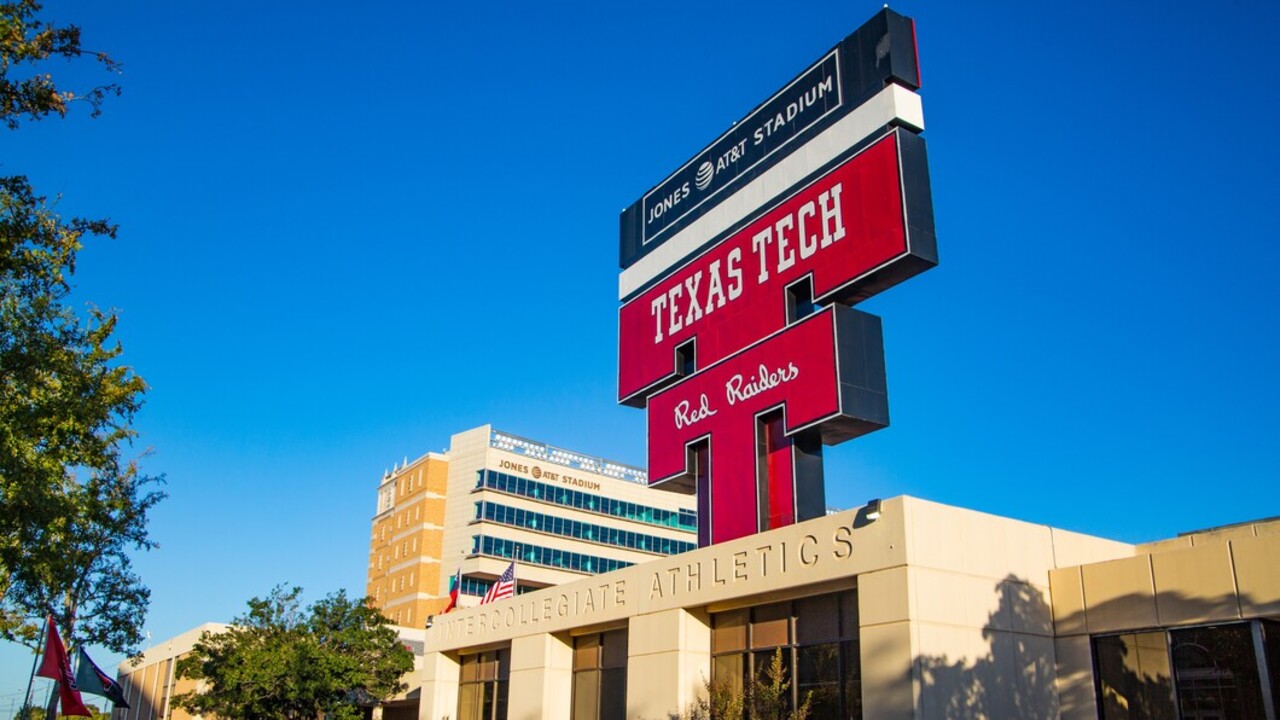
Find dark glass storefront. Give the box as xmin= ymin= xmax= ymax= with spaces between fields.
xmin=572 ymin=628 xmax=629 ymax=720
xmin=711 ymin=589 xmax=861 ymax=719
xmin=457 ymin=648 xmax=510 ymax=720
xmin=1094 ymin=620 xmax=1280 ymax=720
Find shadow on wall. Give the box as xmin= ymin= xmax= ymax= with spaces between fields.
xmin=916 ymin=575 xmax=1057 ymax=720
xmin=915 ymin=574 xmax=1267 ymax=720
xmin=1052 ymin=586 xmax=1268 ymax=720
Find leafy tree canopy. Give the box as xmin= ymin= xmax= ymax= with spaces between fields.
xmin=0 ymin=0 xmax=120 ymax=128
xmin=175 ymin=586 xmax=416 ymax=720
xmin=0 ymin=0 xmax=161 ymax=655
xmin=673 ymin=649 xmax=812 ymax=720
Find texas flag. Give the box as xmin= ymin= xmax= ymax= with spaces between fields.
xmin=442 ymin=567 xmax=462 ymax=613
xmin=35 ymin=616 xmax=92 ymax=716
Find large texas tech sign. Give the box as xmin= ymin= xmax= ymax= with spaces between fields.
xmin=619 ymin=9 xmax=936 ymax=546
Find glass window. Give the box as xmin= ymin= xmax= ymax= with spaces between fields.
xmin=713 ymin=609 xmax=748 ymax=653
xmin=795 ymin=594 xmax=840 ymax=645
xmin=841 ymin=639 xmax=862 ymax=719
xmin=1263 ymin=620 xmax=1280 ymax=705
xmin=1171 ymin=624 xmax=1268 ymax=720
xmin=711 ymin=591 xmax=860 ymax=718
xmin=573 ymin=669 xmax=600 ymax=720
xmin=798 ymin=643 xmax=841 ymax=717
xmin=713 ymin=653 xmax=746 ymax=697
xmin=573 ymin=629 xmax=628 ymax=720
xmin=751 ymin=603 xmax=791 ymax=649
xmin=458 ymin=649 xmax=510 ymax=720
xmin=575 ymin=634 xmax=601 ymax=669
xmin=1094 ymin=622 xmax=1280 ymax=720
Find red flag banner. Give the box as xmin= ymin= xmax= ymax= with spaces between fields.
xmin=35 ymin=616 xmax=93 ymax=717
xmin=443 ymin=567 xmax=461 ymax=613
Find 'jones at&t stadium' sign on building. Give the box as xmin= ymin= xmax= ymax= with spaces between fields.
xmin=618 ymin=9 xmax=938 ymax=547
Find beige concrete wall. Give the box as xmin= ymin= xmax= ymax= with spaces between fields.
xmin=419 ymin=500 xmax=904 ymax=718
xmin=417 ymin=497 xmax=1280 ymax=720
xmin=1050 ymin=523 xmax=1280 ymax=720
xmin=1050 ymin=530 xmax=1280 ymax=637
xmin=900 ymin=498 xmax=1127 ymax=720
xmin=508 ymin=633 xmax=572 ymax=720
xmin=415 ymin=651 xmax=460 ymax=720
xmin=118 ymin=623 xmax=427 ymax=720
xmin=1136 ymin=516 xmax=1280 ymax=554
xmin=426 ymin=500 xmax=904 ymax=653
xmin=627 ymin=607 xmax=711 ymax=719
xmin=115 ymin=623 xmax=229 ymax=720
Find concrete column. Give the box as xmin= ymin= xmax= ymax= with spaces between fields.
xmin=859 ymin=567 xmax=916 ymax=720
xmin=861 ymin=620 xmax=917 ymax=720
xmin=416 ymin=651 xmax=460 ymax=720
xmin=508 ymin=632 xmax=573 ymax=720
xmin=1054 ymin=635 xmax=1098 ymax=720
xmin=627 ymin=607 xmax=712 ymax=719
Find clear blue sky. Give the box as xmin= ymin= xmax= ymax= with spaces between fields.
xmin=3 ymin=0 xmax=1278 ymax=701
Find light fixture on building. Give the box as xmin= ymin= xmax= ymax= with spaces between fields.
xmin=425 ymin=615 xmax=435 ymax=629
xmin=865 ymin=499 xmax=883 ymax=521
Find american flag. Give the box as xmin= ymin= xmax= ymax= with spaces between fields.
xmin=480 ymin=560 xmax=516 ymax=604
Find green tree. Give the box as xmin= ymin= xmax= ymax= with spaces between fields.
xmin=0 ymin=0 xmax=121 ymax=127
xmin=746 ymin=649 xmax=811 ymax=720
xmin=671 ymin=649 xmax=812 ymax=720
xmin=0 ymin=0 xmax=162 ymax=655
xmin=175 ymin=586 xmax=416 ymax=720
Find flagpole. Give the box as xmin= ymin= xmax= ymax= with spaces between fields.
xmin=43 ymin=679 xmax=58 ymax=720
xmin=21 ymin=617 xmax=49 ymax=715
xmin=512 ymin=543 xmax=520 ymax=596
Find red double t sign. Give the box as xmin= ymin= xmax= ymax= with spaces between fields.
xmin=619 ymin=128 xmax=936 ymax=546
xmin=647 ymin=306 xmax=888 ymax=545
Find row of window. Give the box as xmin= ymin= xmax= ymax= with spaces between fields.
xmin=453 ymin=593 xmax=1280 ymax=720
xmin=712 ymin=590 xmax=862 ymax=719
xmin=1094 ymin=620 xmax=1280 ymax=720
xmin=476 ymin=470 xmax=697 ymax=533
xmin=573 ymin=630 xmax=628 ymax=720
xmin=395 ymin=466 xmax=428 ymax=498
xmin=475 ymin=501 xmax=696 ymax=556
xmin=373 ymin=503 xmax=425 ymax=543
xmin=471 ymin=535 xmax=633 ymax=576
xmin=459 ymin=575 xmax=535 ymax=598
xmin=390 ymin=571 xmax=414 ymax=592
xmin=370 ymin=532 xmax=422 ymax=572
xmin=458 ymin=649 xmax=509 ymax=720
xmin=393 ymin=605 xmax=416 ymax=627
xmin=456 ymin=633 xmax=628 ymax=720
xmin=454 ymin=590 xmax=861 ymax=720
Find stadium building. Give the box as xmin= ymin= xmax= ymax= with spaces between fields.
xmin=366 ymin=425 xmax=698 ymax=627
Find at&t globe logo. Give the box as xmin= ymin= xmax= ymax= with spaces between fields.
xmin=695 ymin=161 xmax=714 ymax=191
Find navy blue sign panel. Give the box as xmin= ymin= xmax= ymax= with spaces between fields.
xmin=619 ymin=8 xmax=921 ymax=270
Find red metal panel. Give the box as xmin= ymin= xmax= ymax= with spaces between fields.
xmin=619 ymin=132 xmax=909 ymax=405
